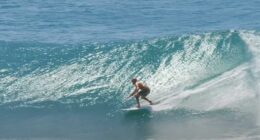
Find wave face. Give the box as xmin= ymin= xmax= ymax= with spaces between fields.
xmin=0 ymin=30 xmax=259 ymax=112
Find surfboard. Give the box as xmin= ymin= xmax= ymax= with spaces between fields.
xmin=121 ymin=101 xmax=160 ymax=111
xmin=121 ymin=106 xmax=152 ymax=111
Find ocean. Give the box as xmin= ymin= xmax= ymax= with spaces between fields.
xmin=0 ymin=0 xmax=260 ymax=140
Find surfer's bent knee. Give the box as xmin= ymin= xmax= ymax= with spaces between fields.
xmin=141 ymin=96 xmax=146 ymax=99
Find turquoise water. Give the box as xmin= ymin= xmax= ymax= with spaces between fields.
xmin=1 ymin=0 xmax=260 ymax=140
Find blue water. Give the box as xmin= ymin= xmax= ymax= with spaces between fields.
xmin=1 ymin=0 xmax=260 ymax=43
xmin=1 ymin=0 xmax=260 ymax=140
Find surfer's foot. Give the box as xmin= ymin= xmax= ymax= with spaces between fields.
xmin=149 ymin=101 xmax=153 ymax=105
xmin=137 ymin=105 xmax=140 ymax=108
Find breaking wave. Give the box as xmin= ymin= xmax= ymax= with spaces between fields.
xmin=0 ymin=30 xmax=259 ymax=113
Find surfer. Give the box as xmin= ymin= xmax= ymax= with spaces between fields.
xmin=128 ymin=78 xmax=153 ymax=108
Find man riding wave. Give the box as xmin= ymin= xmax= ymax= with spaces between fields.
xmin=128 ymin=78 xmax=153 ymax=108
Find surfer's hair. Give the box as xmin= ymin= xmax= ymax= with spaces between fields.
xmin=131 ymin=78 xmax=137 ymax=84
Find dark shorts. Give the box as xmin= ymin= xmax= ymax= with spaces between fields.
xmin=138 ymin=88 xmax=150 ymax=97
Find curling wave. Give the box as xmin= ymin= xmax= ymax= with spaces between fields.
xmin=0 ymin=30 xmax=259 ymax=112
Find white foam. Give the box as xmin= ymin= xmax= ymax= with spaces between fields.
xmin=149 ymin=62 xmax=258 ymax=112
xmin=145 ymin=31 xmax=259 ymax=112
xmin=240 ymin=30 xmax=260 ymax=125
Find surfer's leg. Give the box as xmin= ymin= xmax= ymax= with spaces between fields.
xmin=141 ymin=96 xmax=153 ymax=105
xmin=139 ymin=90 xmax=152 ymax=105
xmin=135 ymin=95 xmax=140 ymax=108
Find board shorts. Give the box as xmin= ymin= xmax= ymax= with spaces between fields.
xmin=138 ymin=88 xmax=150 ymax=97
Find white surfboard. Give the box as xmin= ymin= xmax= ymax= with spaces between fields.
xmin=121 ymin=101 xmax=160 ymax=111
xmin=121 ymin=105 xmax=152 ymax=111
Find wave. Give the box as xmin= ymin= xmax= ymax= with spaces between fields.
xmin=0 ymin=30 xmax=259 ymax=112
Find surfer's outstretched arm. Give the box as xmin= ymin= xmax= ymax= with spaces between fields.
xmin=128 ymin=88 xmax=138 ymax=98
